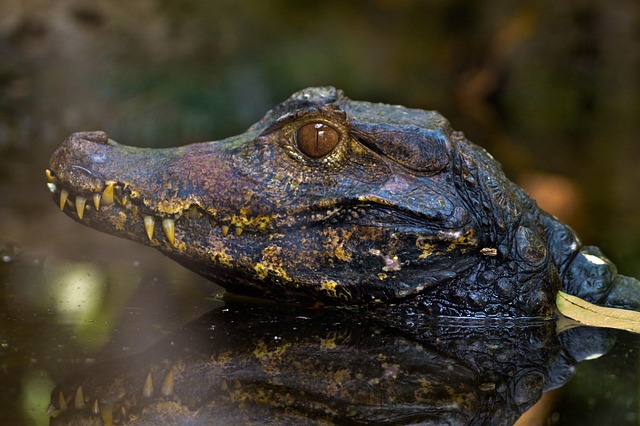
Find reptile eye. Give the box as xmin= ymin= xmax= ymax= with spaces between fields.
xmin=296 ymin=122 xmax=340 ymax=159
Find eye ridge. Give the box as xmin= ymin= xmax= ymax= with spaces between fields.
xmin=296 ymin=122 xmax=340 ymax=159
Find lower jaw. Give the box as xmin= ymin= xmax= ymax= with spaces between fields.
xmin=47 ymin=172 xmax=275 ymax=254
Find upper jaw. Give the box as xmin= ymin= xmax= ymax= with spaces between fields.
xmin=47 ymin=131 xmax=279 ymax=249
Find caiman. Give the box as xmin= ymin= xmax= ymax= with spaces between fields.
xmin=46 ymin=87 xmax=640 ymax=318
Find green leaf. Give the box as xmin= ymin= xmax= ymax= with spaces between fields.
xmin=556 ymin=291 xmax=640 ymax=333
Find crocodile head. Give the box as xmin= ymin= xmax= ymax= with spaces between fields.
xmin=48 ymin=87 xmax=562 ymax=317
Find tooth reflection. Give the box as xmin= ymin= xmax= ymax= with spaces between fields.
xmin=74 ymin=386 xmax=86 ymax=410
xmin=143 ymin=372 xmax=153 ymax=398
xmin=161 ymin=368 xmax=174 ymax=396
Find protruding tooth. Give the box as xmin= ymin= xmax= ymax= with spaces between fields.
xmin=102 ymin=181 xmax=115 ymax=205
xmin=74 ymin=386 xmax=86 ymax=410
xmin=121 ymin=194 xmax=130 ymax=208
xmin=221 ymin=225 xmax=230 ymax=237
xmin=91 ymin=399 xmax=100 ymax=415
xmin=45 ymin=169 xmax=55 ymax=183
xmin=101 ymin=404 xmax=113 ymax=426
xmin=93 ymin=193 xmax=101 ymax=210
xmin=220 ymin=378 xmax=228 ymax=391
xmin=162 ymin=218 xmax=175 ymax=245
xmin=142 ymin=372 xmax=154 ymax=398
xmin=208 ymin=217 xmax=217 ymax=228
xmin=59 ymin=391 xmax=67 ymax=412
xmin=235 ymin=225 xmax=243 ymax=237
xmin=75 ymin=196 xmax=87 ymax=219
xmin=144 ymin=216 xmax=155 ymax=241
xmin=130 ymin=205 xmax=139 ymax=218
xmin=161 ymin=368 xmax=174 ymax=396
xmin=59 ymin=189 xmax=69 ymax=210
xmin=47 ymin=183 xmax=57 ymax=193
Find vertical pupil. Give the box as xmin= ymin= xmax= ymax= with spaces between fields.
xmin=315 ymin=124 xmax=324 ymax=150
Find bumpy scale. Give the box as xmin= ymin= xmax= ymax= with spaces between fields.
xmin=47 ymin=87 xmax=640 ymax=318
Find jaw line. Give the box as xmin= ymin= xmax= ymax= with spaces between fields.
xmin=46 ymin=169 xmax=278 ymax=250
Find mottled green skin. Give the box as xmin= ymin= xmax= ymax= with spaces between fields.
xmin=48 ymin=87 xmax=639 ymax=317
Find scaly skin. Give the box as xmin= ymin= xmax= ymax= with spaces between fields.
xmin=47 ymin=87 xmax=640 ymax=318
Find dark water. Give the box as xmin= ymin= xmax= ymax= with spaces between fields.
xmin=1 ymin=0 xmax=640 ymax=424
xmin=0 ymin=249 xmax=222 ymax=425
xmin=2 ymin=251 xmax=640 ymax=425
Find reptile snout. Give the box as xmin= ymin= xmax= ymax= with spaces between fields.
xmin=48 ymin=131 xmax=122 ymax=195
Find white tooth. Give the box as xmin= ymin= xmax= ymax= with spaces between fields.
xmin=144 ymin=216 xmax=155 ymax=241
xmin=47 ymin=183 xmax=57 ymax=193
xmin=75 ymin=196 xmax=87 ymax=219
xmin=102 ymin=181 xmax=115 ymax=205
xmin=93 ymin=193 xmax=101 ymax=210
xmin=45 ymin=404 xmax=57 ymax=417
xmin=45 ymin=169 xmax=55 ymax=183
xmin=59 ymin=189 xmax=69 ymax=210
xmin=162 ymin=218 xmax=175 ymax=245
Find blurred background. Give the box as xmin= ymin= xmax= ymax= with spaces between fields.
xmin=0 ymin=0 xmax=639 ymax=425
xmin=2 ymin=0 xmax=639 ymax=269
